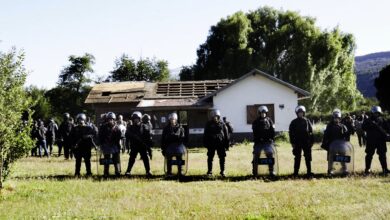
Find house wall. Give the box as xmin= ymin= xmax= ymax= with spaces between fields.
xmin=213 ymin=74 xmax=298 ymax=133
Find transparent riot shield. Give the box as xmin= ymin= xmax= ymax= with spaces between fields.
xmin=328 ymin=140 xmax=354 ymax=175
xmin=96 ymin=147 xmax=118 ymax=176
xmin=164 ymin=143 xmax=188 ymax=176
xmin=252 ymin=143 xmax=279 ymax=176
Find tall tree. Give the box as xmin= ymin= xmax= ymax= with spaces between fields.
xmin=108 ymin=54 xmax=170 ymax=82
xmin=49 ymin=53 xmax=95 ymax=119
xmin=26 ymin=86 xmax=52 ymax=120
xmin=0 ymin=48 xmax=34 ymax=188
xmin=183 ymin=7 xmax=362 ymax=112
xmin=375 ymin=64 xmax=390 ymax=111
xmin=58 ymin=53 xmax=95 ymax=93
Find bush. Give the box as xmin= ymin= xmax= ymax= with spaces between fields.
xmin=312 ymin=123 xmax=326 ymax=143
xmin=275 ymin=131 xmax=289 ymax=144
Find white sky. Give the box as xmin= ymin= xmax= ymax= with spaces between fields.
xmin=1 ymin=0 xmax=389 ymax=88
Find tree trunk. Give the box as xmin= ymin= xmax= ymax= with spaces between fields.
xmin=0 ymin=150 xmax=3 ymax=189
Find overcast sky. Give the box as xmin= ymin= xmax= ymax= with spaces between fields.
xmin=1 ymin=0 xmax=389 ymax=88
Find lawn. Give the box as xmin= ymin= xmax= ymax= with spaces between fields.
xmin=1 ymin=136 xmax=390 ymax=219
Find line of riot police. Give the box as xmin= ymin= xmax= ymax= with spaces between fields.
xmin=37 ymin=103 xmax=389 ymax=178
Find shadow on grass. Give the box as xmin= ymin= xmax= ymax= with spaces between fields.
xmin=11 ymin=171 xmax=389 ymax=183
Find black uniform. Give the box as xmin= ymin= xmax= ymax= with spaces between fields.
xmin=321 ymin=121 xmax=350 ymax=150
xmin=362 ymin=115 xmax=390 ymax=172
xmin=252 ymin=117 xmax=275 ymax=145
xmin=141 ymin=121 xmax=153 ymax=159
xmin=125 ymin=123 xmax=151 ymax=175
xmin=70 ymin=124 xmax=96 ymax=176
xmin=161 ymin=123 xmax=186 ymax=174
xmin=98 ymin=123 xmax=122 ymax=176
xmin=203 ymin=119 xmax=229 ymax=175
xmin=59 ymin=120 xmax=74 ymax=159
xmin=252 ymin=116 xmax=275 ymax=174
xmin=289 ymin=117 xmax=314 ymax=175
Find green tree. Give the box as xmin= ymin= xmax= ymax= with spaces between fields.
xmin=26 ymin=86 xmax=52 ymax=120
xmin=184 ymin=7 xmax=362 ymax=113
xmin=0 ymin=49 xmax=34 ymax=188
xmin=375 ymin=64 xmax=390 ymax=112
xmin=58 ymin=53 xmax=95 ymax=93
xmin=108 ymin=54 xmax=170 ymax=82
xmin=48 ymin=53 xmax=95 ymax=119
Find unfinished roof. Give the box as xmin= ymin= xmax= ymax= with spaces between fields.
xmin=85 ymin=81 xmax=147 ymax=104
xmin=154 ymin=80 xmax=233 ymax=98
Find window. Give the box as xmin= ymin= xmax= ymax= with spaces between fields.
xmin=247 ymin=104 xmax=275 ymax=124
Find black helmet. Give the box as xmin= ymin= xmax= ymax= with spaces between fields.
xmin=210 ymin=109 xmax=221 ymax=118
xmin=76 ymin=113 xmax=87 ymax=122
xmin=371 ymin=106 xmax=382 ymax=114
xmin=106 ymin=112 xmax=116 ymax=120
xmin=332 ymin=109 xmax=342 ymax=119
xmin=63 ymin=113 xmax=70 ymax=119
xmin=131 ymin=111 xmax=142 ymax=120
xmin=142 ymin=114 xmax=151 ymax=123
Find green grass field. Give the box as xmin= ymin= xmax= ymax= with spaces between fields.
xmin=1 ymin=136 xmax=390 ymax=219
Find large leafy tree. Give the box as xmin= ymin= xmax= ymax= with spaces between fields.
xmin=47 ymin=53 xmax=95 ymax=119
xmin=181 ymin=7 xmax=362 ymax=112
xmin=58 ymin=53 xmax=95 ymax=93
xmin=26 ymin=86 xmax=52 ymax=120
xmin=108 ymin=54 xmax=170 ymax=82
xmin=0 ymin=48 xmax=34 ymax=188
xmin=375 ymin=64 xmax=390 ymax=112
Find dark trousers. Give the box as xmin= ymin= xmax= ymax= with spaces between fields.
xmin=365 ymin=141 xmax=387 ymax=171
xmin=207 ymin=145 xmax=226 ymax=174
xmin=292 ymin=144 xmax=312 ymax=174
xmin=63 ymin=140 xmax=73 ymax=159
xmin=74 ymin=150 xmax=92 ymax=175
xmin=104 ymin=153 xmax=121 ymax=176
xmin=126 ymin=147 xmax=150 ymax=173
xmin=57 ymin=141 xmax=63 ymax=156
xmin=357 ymin=133 xmax=366 ymax=147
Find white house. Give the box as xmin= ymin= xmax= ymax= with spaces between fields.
xmin=85 ymin=69 xmax=310 ymax=146
xmin=202 ymin=69 xmax=310 ymax=133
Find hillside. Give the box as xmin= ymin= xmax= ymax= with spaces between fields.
xmin=355 ymin=51 xmax=390 ymax=97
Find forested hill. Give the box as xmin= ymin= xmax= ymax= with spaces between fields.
xmin=355 ymin=51 xmax=390 ymax=97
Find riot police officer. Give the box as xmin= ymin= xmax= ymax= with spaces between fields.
xmin=59 ymin=113 xmax=74 ymax=159
xmin=71 ymin=113 xmax=96 ymax=176
xmin=125 ymin=112 xmax=152 ymax=176
xmin=142 ymin=114 xmax=153 ymax=160
xmin=161 ymin=113 xmax=186 ymax=176
xmin=223 ymin=116 xmax=234 ymax=147
xmin=203 ymin=109 xmax=229 ymax=177
xmin=98 ymin=112 xmax=122 ymax=177
xmin=321 ymin=109 xmax=350 ymax=174
xmin=252 ymin=106 xmax=276 ymax=176
xmin=362 ymin=106 xmax=390 ymax=175
xmin=289 ymin=105 xmax=314 ymax=177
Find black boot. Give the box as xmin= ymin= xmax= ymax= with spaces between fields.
xmin=379 ymin=154 xmax=389 ymax=175
xmin=219 ymin=157 xmax=225 ymax=177
xmin=365 ymin=155 xmax=373 ymax=175
xmin=293 ymin=157 xmax=301 ymax=176
xmin=305 ymin=159 xmax=313 ymax=177
xmin=207 ymin=158 xmax=213 ymax=175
